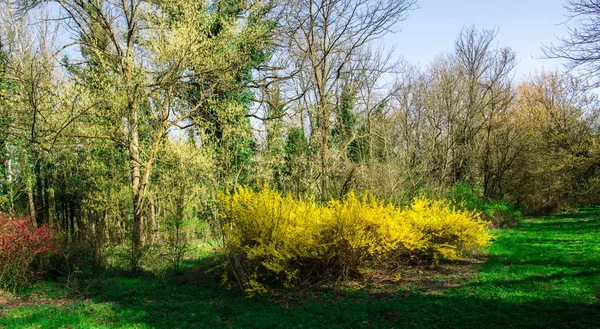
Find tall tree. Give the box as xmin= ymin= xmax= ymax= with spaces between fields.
xmin=0 ymin=41 xmax=12 ymax=214
xmin=17 ymin=0 xmax=272 ymax=269
xmin=279 ymin=0 xmax=416 ymax=197
xmin=514 ymin=72 xmax=600 ymax=212
xmin=452 ymin=26 xmax=516 ymax=188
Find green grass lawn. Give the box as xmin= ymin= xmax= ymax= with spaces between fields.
xmin=1 ymin=208 xmax=599 ymax=328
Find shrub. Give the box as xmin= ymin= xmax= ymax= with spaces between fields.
xmin=0 ymin=214 xmax=59 ymax=291
xmin=320 ymin=193 xmax=424 ymax=279
xmin=403 ymin=198 xmax=492 ymax=261
xmin=446 ymin=181 xmax=521 ymax=227
xmin=219 ymin=187 xmax=324 ymax=294
xmin=219 ymin=187 xmax=492 ymax=295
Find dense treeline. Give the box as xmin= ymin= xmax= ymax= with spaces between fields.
xmin=0 ymin=0 xmax=599 ymax=275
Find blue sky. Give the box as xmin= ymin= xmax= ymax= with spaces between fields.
xmin=387 ymin=0 xmax=570 ymax=81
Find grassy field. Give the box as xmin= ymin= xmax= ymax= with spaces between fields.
xmin=1 ymin=208 xmax=599 ymax=328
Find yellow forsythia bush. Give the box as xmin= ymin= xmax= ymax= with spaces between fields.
xmin=320 ymin=193 xmax=425 ymax=279
xmin=219 ymin=187 xmax=324 ymax=294
xmin=219 ymin=187 xmax=492 ymax=294
xmin=403 ymin=198 xmax=492 ymax=261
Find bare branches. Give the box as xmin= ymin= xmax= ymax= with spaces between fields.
xmin=544 ymin=0 xmax=600 ymax=88
xmin=264 ymin=0 xmax=417 ymax=196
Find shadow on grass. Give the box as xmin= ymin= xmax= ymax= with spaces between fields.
xmin=3 ymin=208 xmax=600 ymax=329
xmin=6 ymin=265 xmax=598 ymax=329
xmin=525 ymin=220 xmax=600 ymax=235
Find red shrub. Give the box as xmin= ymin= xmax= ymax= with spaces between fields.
xmin=0 ymin=214 xmax=59 ymax=290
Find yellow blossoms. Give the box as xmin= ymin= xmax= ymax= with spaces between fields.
xmin=219 ymin=186 xmax=492 ymax=294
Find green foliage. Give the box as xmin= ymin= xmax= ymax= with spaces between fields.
xmin=152 ymin=139 xmax=216 ymax=273
xmin=447 ymin=181 xmax=521 ymax=228
xmin=219 ymin=186 xmax=491 ymax=294
xmin=0 ymin=45 xmax=15 ymax=214
xmin=281 ymin=128 xmax=310 ymax=195
xmin=332 ymin=85 xmax=357 ymax=144
xmin=192 ymin=91 xmax=257 ymax=187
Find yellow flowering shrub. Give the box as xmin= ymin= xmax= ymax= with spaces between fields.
xmin=319 ymin=192 xmax=425 ymax=279
xmin=219 ymin=187 xmax=492 ymax=294
xmin=402 ymin=198 xmax=492 ymax=261
xmin=219 ymin=186 xmax=324 ymax=293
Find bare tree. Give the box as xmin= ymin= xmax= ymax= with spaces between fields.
xmin=278 ymin=0 xmax=416 ymax=197
xmin=453 ymin=26 xmax=516 ymax=189
xmin=0 ymin=5 xmax=65 ymax=222
xmin=544 ymin=0 xmax=600 ymax=87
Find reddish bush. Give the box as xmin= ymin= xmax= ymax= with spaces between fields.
xmin=0 ymin=214 xmax=59 ymax=290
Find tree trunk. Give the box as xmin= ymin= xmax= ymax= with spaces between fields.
xmin=149 ymin=197 xmax=156 ymax=243
xmin=48 ymin=187 xmax=56 ymax=229
xmin=27 ymin=173 xmax=36 ymax=225
xmin=320 ymin=108 xmax=329 ymax=198
xmin=128 ymin=98 xmax=143 ymax=271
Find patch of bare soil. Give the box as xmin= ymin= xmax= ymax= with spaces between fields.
xmin=341 ymin=257 xmax=485 ymax=296
xmin=0 ymin=291 xmax=74 ymax=312
xmin=390 ymin=257 xmax=485 ymax=294
xmin=271 ymin=257 xmax=486 ymax=307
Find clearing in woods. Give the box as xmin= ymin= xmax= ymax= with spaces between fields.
xmin=1 ymin=208 xmax=599 ymax=328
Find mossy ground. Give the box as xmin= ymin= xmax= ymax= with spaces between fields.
xmin=1 ymin=208 xmax=599 ymax=328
